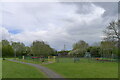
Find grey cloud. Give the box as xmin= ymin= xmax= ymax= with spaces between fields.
xmin=61 ymin=2 xmax=93 ymax=14
xmin=93 ymin=2 xmax=118 ymax=17
xmin=1 ymin=2 xmax=118 ymax=50
xmin=66 ymin=2 xmax=118 ymax=17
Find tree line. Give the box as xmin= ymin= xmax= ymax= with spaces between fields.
xmin=68 ymin=20 xmax=119 ymax=58
xmin=68 ymin=40 xmax=118 ymax=58
xmin=1 ymin=40 xmax=57 ymax=57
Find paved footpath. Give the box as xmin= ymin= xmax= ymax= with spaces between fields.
xmin=8 ymin=59 xmax=65 ymax=79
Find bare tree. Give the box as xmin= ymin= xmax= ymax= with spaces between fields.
xmin=103 ymin=20 xmax=120 ymax=58
xmin=103 ymin=20 xmax=120 ymax=42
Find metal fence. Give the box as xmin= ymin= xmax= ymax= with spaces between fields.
xmin=18 ymin=56 xmax=118 ymax=63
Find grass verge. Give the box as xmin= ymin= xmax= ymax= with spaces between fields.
xmin=2 ymin=60 xmax=46 ymax=78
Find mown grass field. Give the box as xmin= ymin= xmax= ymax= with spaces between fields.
xmin=43 ymin=58 xmax=118 ymax=78
xmin=12 ymin=58 xmax=118 ymax=78
xmin=0 ymin=58 xmax=2 ymax=79
xmin=2 ymin=60 xmax=46 ymax=78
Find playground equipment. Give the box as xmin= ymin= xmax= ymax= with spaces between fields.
xmin=95 ymin=58 xmax=118 ymax=62
xmin=20 ymin=56 xmax=57 ymax=63
xmin=48 ymin=56 xmax=56 ymax=62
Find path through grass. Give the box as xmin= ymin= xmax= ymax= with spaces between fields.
xmin=2 ymin=60 xmax=46 ymax=78
xmin=14 ymin=58 xmax=118 ymax=78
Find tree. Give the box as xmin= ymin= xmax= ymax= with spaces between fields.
xmin=2 ymin=40 xmax=10 ymax=46
xmin=25 ymin=46 xmax=31 ymax=56
xmin=12 ymin=42 xmax=26 ymax=56
xmin=2 ymin=40 xmax=14 ymax=57
xmin=88 ymin=46 xmax=101 ymax=57
xmin=73 ymin=40 xmax=89 ymax=50
xmin=103 ymin=20 xmax=120 ymax=42
xmin=31 ymin=40 xmax=55 ymax=57
xmin=103 ymin=20 xmax=119 ymax=58
xmin=2 ymin=45 xmax=14 ymax=57
xmin=100 ymin=41 xmax=117 ymax=58
xmin=69 ymin=40 xmax=89 ymax=57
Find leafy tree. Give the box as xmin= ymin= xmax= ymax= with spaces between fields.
xmin=69 ymin=49 xmax=85 ymax=57
xmin=25 ymin=46 xmax=31 ymax=56
xmin=2 ymin=40 xmax=10 ymax=46
xmin=88 ymin=46 xmax=101 ymax=57
xmin=2 ymin=45 xmax=14 ymax=57
xmin=73 ymin=40 xmax=89 ymax=50
xmin=100 ymin=41 xmax=117 ymax=58
xmin=12 ymin=42 xmax=26 ymax=56
xmin=69 ymin=40 xmax=89 ymax=57
xmin=31 ymin=40 xmax=55 ymax=57
xmin=2 ymin=40 xmax=14 ymax=57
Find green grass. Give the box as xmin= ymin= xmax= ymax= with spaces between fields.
xmin=2 ymin=60 xmax=46 ymax=78
xmin=0 ymin=58 xmax=2 ymax=79
xmin=13 ymin=58 xmax=118 ymax=78
xmin=43 ymin=58 xmax=118 ymax=78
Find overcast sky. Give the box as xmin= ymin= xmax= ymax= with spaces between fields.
xmin=0 ymin=2 xmax=118 ymax=50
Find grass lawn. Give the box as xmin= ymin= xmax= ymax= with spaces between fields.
xmin=14 ymin=58 xmax=118 ymax=78
xmin=0 ymin=58 xmax=2 ymax=79
xmin=2 ymin=60 xmax=46 ymax=78
xmin=43 ymin=58 xmax=118 ymax=78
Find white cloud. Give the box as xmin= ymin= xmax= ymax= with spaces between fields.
xmin=1 ymin=2 xmax=117 ymax=50
xmin=0 ymin=27 xmax=11 ymax=41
